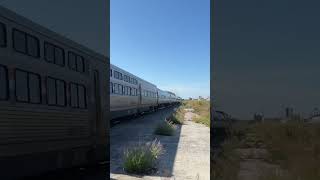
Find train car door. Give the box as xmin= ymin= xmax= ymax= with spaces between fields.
xmin=93 ymin=70 xmax=101 ymax=136
xmin=138 ymin=84 xmax=142 ymax=111
xmin=156 ymin=91 xmax=159 ymax=108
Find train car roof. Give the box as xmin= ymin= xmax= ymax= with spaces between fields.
xmin=0 ymin=6 xmax=108 ymax=62
xmin=111 ymin=63 xmax=157 ymax=88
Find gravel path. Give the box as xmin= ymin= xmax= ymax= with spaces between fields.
xmin=110 ymin=107 xmax=210 ymax=180
xmin=237 ymin=148 xmax=286 ymax=180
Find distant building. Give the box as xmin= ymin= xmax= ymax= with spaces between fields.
xmin=285 ymin=107 xmax=294 ymax=119
xmin=307 ymin=108 xmax=320 ymax=123
xmin=310 ymin=108 xmax=320 ymax=118
xmin=253 ymin=113 xmax=264 ymax=122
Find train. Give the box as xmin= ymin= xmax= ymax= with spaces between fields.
xmin=110 ymin=64 xmax=182 ymax=119
xmin=0 ymin=5 xmax=182 ymax=179
xmin=0 ymin=6 xmax=109 ymax=179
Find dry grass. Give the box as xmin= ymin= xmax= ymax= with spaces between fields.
xmin=253 ymin=122 xmax=320 ymax=180
xmin=154 ymin=120 xmax=176 ymax=136
xmin=211 ymin=138 xmax=241 ymax=180
xmin=183 ymin=100 xmax=210 ymax=127
xmin=211 ymin=120 xmax=320 ymax=180
xmin=123 ymin=139 xmax=164 ymax=174
xmin=167 ymin=107 xmax=185 ymax=124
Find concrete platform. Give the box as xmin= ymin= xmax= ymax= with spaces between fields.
xmin=110 ymin=107 xmax=210 ymax=180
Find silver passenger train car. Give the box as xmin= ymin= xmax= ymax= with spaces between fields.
xmin=0 ymin=7 xmax=109 ymax=179
xmin=110 ymin=64 xmax=181 ymax=119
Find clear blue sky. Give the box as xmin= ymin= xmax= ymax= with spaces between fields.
xmin=111 ymin=0 xmax=210 ymax=99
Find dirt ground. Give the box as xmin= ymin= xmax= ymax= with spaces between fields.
xmin=110 ymin=107 xmax=210 ymax=180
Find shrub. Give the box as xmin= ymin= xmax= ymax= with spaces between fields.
xmin=168 ymin=110 xmax=184 ymax=124
xmin=123 ymin=139 xmax=163 ymax=174
xmin=154 ymin=120 xmax=176 ymax=136
xmin=194 ymin=114 xmax=210 ymax=127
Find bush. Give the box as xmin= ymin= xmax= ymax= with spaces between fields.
xmin=123 ymin=139 xmax=163 ymax=174
xmin=154 ymin=120 xmax=176 ymax=136
xmin=194 ymin=114 xmax=210 ymax=127
xmin=168 ymin=110 xmax=184 ymax=124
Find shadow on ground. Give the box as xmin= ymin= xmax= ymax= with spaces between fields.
xmin=110 ymin=105 xmax=182 ymax=178
xmin=21 ymin=163 xmax=109 ymax=180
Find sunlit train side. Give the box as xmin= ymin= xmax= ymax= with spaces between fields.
xmin=139 ymin=78 xmax=158 ymax=112
xmin=157 ymin=89 xmax=173 ymax=107
xmin=110 ymin=64 xmax=180 ymax=120
xmin=110 ymin=64 xmax=139 ymax=119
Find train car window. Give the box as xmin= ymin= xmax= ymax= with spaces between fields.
xmin=15 ymin=70 xmax=41 ymax=103
xmin=56 ymin=80 xmax=66 ymax=106
xmin=44 ymin=43 xmax=54 ymax=63
xmin=117 ymin=84 xmax=120 ymax=94
xmin=118 ymin=84 xmax=123 ymax=95
xmin=78 ymin=85 xmax=86 ymax=108
xmin=0 ymin=23 xmax=6 ymax=47
xmin=113 ymin=83 xmax=118 ymax=94
xmin=15 ymin=70 xmax=29 ymax=102
xmin=55 ymin=46 xmax=65 ymax=66
xmin=129 ymin=87 xmax=131 ymax=95
xmin=68 ymin=52 xmax=77 ymax=70
xmin=13 ymin=29 xmax=27 ymax=53
xmin=70 ymin=83 xmax=78 ymax=107
xmin=113 ymin=83 xmax=117 ymax=94
xmin=76 ymin=56 xmax=84 ymax=72
xmin=26 ymin=35 xmax=40 ymax=57
xmin=29 ymin=73 xmax=41 ymax=103
xmin=0 ymin=65 xmax=8 ymax=100
xmin=47 ymin=78 xmax=56 ymax=105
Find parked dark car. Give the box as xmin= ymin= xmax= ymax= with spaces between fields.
xmin=212 ymin=110 xmax=232 ymax=143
